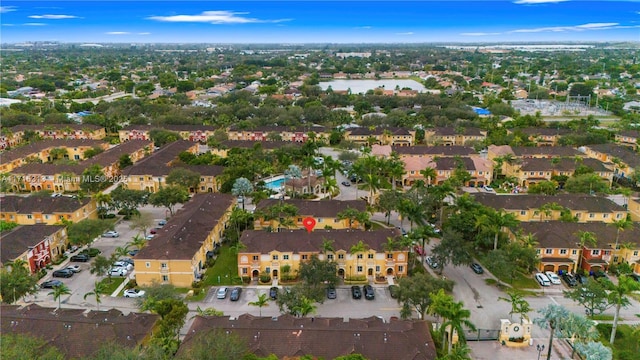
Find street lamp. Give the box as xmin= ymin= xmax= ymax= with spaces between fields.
xmin=536 ymin=344 xmax=545 ymax=360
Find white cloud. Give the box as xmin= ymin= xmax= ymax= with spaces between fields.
xmin=106 ymin=31 xmax=131 ymax=35
xmin=355 ymin=26 xmax=372 ymax=29
xmin=147 ymin=10 xmax=290 ymax=24
xmin=396 ymin=32 xmax=414 ymax=35
xmin=138 ymin=32 xmax=151 ymax=35
xmin=29 ymin=14 xmax=79 ymax=19
xmin=514 ymin=0 xmax=568 ymax=4
xmin=3 ymin=24 xmax=15 ymax=26
xmin=510 ymin=22 xmax=620 ymax=33
xmin=24 ymin=23 xmax=46 ymax=26
xmin=0 ymin=6 xmax=17 ymax=13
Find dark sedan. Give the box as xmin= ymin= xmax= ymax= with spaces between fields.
xmin=230 ymin=287 xmax=242 ymax=301
xmin=269 ymin=287 xmax=278 ymax=300
xmin=351 ymin=285 xmax=362 ymax=299
xmin=70 ymin=254 xmax=90 ymax=262
xmin=41 ymin=280 xmax=63 ymax=289
xmin=562 ymin=273 xmax=578 ymax=287
xmin=470 ymin=263 xmax=484 ymax=274
xmin=52 ymin=269 xmax=74 ymax=278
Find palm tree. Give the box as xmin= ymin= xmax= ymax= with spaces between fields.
xmin=385 ymin=153 xmax=406 ymax=191
xmin=420 ymin=166 xmax=437 ymax=187
xmin=93 ymin=191 xmax=112 ymax=219
xmin=49 ymin=284 xmax=71 ymax=310
xmin=83 ymin=281 xmax=107 ymax=310
xmin=292 ymin=296 xmax=316 ymax=317
xmin=129 ymin=235 xmax=147 ymax=251
xmin=442 ymin=343 xmax=473 ymax=360
xmin=284 ymin=165 xmax=302 ymax=199
xmin=192 ymin=306 xmax=224 ymax=319
xmin=534 ymin=304 xmax=570 ymax=360
xmin=321 ymin=238 xmax=335 ymax=258
xmin=248 ymin=293 xmax=270 ymax=316
xmin=498 ymin=290 xmax=532 ymax=323
xmin=576 ymin=231 xmax=597 ymax=270
xmin=337 ymin=207 xmax=369 ymax=229
xmin=113 ymin=245 xmax=130 ymax=259
xmin=230 ymin=241 xmax=246 ymax=255
xmin=604 ymin=275 xmax=640 ymax=344
xmin=349 ymin=240 xmax=369 ymax=278
xmin=610 ymin=218 xmax=632 ymax=253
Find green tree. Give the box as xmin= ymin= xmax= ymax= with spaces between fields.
xmin=534 ymin=304 xmax=570 ymax=360
xmin=297 ymin=255 xmax=339 ymax=300
xmin=149 ymin=185 xmax=190 ymax=216
xmin=110 ymin=186 xmax=150 ymax=218
xmin=574 ymin=341 xmax=613 ymax=360
xmin=249 ymin=293 xmax=270 ymax=316
xmin=192 ymin=306 xmax=224 ymax=318
xmin=498 ymin=290 xmax=532 ymax=323
xmin=376 ymin=190 xmax=402 ymax=225
xmin=1 ymin=334 xmax=65 ymax=360
xmin=150 ymin=298 xmax=189 ymax=356
xmin=564 ymin=174 xmax=609 ymax=194
xmin=431 ymin=229 xmax=474 ymax=273
xmin=80 ymin=164 xmax=109 ymax=194
xmin=90 ymin=255 xmax=112 ymax=279
xmin=604 ymin=275 xmax=640 ymax=344
xmin=149 ymin=129 xmax=180 ymax=147
xmin=231 ymin=177 xmax=253 ymax=210
xmin=0 ymin=259 xmax=38 ymax=304
xmin=527 ymin=180 xmax=559 ymax=195
xmin=291 ymin=296 xmax=317 ymax=317
xmin=610 ymin=218 xmax=633 ymax=253
xmin=563 ymin=278 xmax=610 ymax=318
xmin=84 ymin=281 xmax=108 ymax=310
xmin=118 ymin=154 xmax=133 ymax=169
xmin=92 ymin=191 xmax=113 ymax=219
xmin=67 ymin=219 xmax=113 ymax=248
xmin=557 ymin=312 xmax=601 ymax=359
xmin=129 ymin=211 xmax=154 ymax=237
xmin=166 ymin=168 xmax=201 ymax=193
xmin=429 ymin=289 xmax=476 ymax=354
xmin=337 ymin=207 xmax=369 ymax=229
xmin=49 ymin=283 xmax=71 ymax=310
xmin=576 ymin=231 xmax=598 ymax=269
xmin=395 ymin=272 xmax=454 ymax=320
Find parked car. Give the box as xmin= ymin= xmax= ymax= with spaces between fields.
xmin=562 ymin=273 xmax=578 ymax=287
xmin=388 ymin=285 xmax=399 ymax=299
xmin=427 ymin=223 xmax=442 ymax=234
xmin=545 ymin=271 xmax=562 ymax=285
xmin=535 ymin=273 xmax=551 ymax=287
xmin=396 ymin=227 xmax=408 ymax=236
xmin=113 ymin=261 xmax=133 ymax=271
xmin=470 ymin=263 xmax=484 ymax=274
xmin=426 ymin=256 xmax=439 ymax=270
xmin=351 ymin=285 xmax=362 ymax=299
xmin=591 ymin=271 xmax=609 ymax=281
xmin=145 ymin=234 xmax=155 ymax=240
xmin=52 ymin=269 xmax=74 ymax=278
xmin=326 ymin=285 xmax=337 ymax=299
xmin=217 ymin=287 xmax=228 ymax=299
xmin=363 ymin=285 xmax=375 ymax=300
xmin=41 ymin=280 xmax=63 ymax=289
xmin=118 ymin=258 xmax=134 ymax=266
xmin=629 ymin=274 xmax=640 ymax=283
xmin=128 ymin=249 xmax=139 ymax=257
xmin=341 ymin=181 xmax=351 ymax=187
xmin=70 ymin=254 xmax=90 ymax=262
xmin=230 ymin=287 xmax=242 ymax=301
xmin=150 ymin=228 xmax=157 ymax=234
xmin=574 ymin=273 xmax=589 ymax=285
xmin=109 ymin=267 xmax=128 ymax=277
xmin=64 ymin=265 xmax=81 ymax=273
xmin=158 ymin=220 xmax=167 ymax=226
xmin=482 ymin=185 xmax=494 ymax=192
xmin=413 ymin=245 xmax=426 ymax=256
xmin=123 ymin=289 xmax=146 ymax=298
xmin=102 ymin=231 xmax=119 ymax=238
xmin=269 ymin=287 xmax=279 ymax=300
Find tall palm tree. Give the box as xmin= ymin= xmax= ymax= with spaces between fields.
xmin=49 ymin=284 xmax=71 ymax=310
xmin=192 ymin=306 xmax=223 ymax=319
xmin=610 ymin=218 xmax=632 ymax=253
xmin=321 ymin=238 xmax=335 ymax=258
xmin=248 ymin=293 xmax=270 ymax=316
xmin=534 ymin=304 xmax=570 ymax=360
xmin=385 ymin=153 xmax=406 ymax=191
xmin=442 ymin=301 xmax=476 ymax=353
xmin=292 ymin=296 xmax=316 ymax=317
xmin=442 ymin=343 xmax=473 ymax=360
xmin=575 ymin=231 xmax=597 ymax=271
xmin=83 ymin=281 xmax=107 ymax=310
xmin=420 ymin=166 xmax=437 ymax=187
xmin=349 ymin=240 xmax=369 ymax=278
xmin=93 ymin=192 xmax=112 ymax=219
xmin=129 ymin=235 xmax=147 ymax=251
xmin=604 ymin=275 xmax=640 ymax=344
xmin=498 ymin=290 xmax=532 ymax=323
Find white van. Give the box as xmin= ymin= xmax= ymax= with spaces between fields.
xmin=535 ymin=273 xmax=551 ymax=287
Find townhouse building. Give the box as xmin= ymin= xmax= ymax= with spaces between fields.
xmin=0 ymin=196 xmax=98 ymax=225
xmin=515 ymin=222 xmax=640 ymax=274
xmin=344 ymin=127 xmax=416 ymax=147
xmin=473 ymin=193 xmax=628 ymax=223
xmin=134 ymin=193 xmax=235 ymax=287
xmin=0 ymin=124 xmax=105 ymax=150
xmin=253 ymin=199 xmax=368 ymax=230
xmin=237 ymin=228 xmax=407 ymax=281
xmin=510 ymin=127 xmax=572 ymax=146
xmin=581 ymin=144 xmax=640 ymax=181
xmin=118 ymin=124 xmax=216 ymax=143
xmin=0 ymin=225 xmax=67 ymax=273
xmin=209 ymin=140 xmax=302 ymax=158
xmin=0 ymin=139 xmax=107 ymax=173
xmin=424 ymin=127 xmax=486 ymax=146
xmin=511 ymin=157 xmax=613 ymax=187
xmin=615 ymin=130 xmax=639 ymax=150
xmin=227 ymin=125 xmax=330 ymax=143
xmin=393 ymin=145 xmax=477 ymax=159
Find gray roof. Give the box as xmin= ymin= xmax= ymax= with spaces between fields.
xmin=393 ymin=146 xmax=476 ymax=156
xmin=1 ymin=139 xmax=106 ymax=164
xmin=511 ymin=146 xmax=584 ymax=157
xmin=585 ymin=144 xmax=640 ymax=168
xmin=0 ymin=225 xmax=65 ymax=265
xmin=519 ymin=158 xmax=610 ymax=172
xmin=0 ymin=195 xmax=91 ymax=214
xmin=472 ymin=193 xmax=626 ymax=212
xmin=255 ymin=199 xmax=367 ymax=218
xmin=517 ymin=221 xmax=639 ymax=249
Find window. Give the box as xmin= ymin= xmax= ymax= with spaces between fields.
xmin=536 ymin=249 xmax=541 ymax=255
xmin=242 ymin=268 xmax=247 ymax=274
xmin=545 ymin=249 xmax=553 ymax=255
xmin=272 ymin=255 xmax=278 ymax=260
xmin=252 ymin=256 xmax=259 ymax=261
xmin=575 ymin=213 xmax=581 ymax=219
xmin=603 ymin=214 xmax=608 ymax=218
xmin=634 ymin=251 xmax=639 ymax=257
xmin=297 ymin=218 xmax=302 ymax=222
xmin=145 ymin=262 xmax=151 ymax=268
xmin=357 ymin=266 xmax=363 ymax=272
xmin=283 ymin=255 xmax=289 ymax=260
xmin=376 ymin=266 xmax=380 ymax=272
xmin=398 ymin=266 xmax=404 ymax=273
xmin=327 ymin=254 xmax=334 ymax=260
xmin=338 ymin=254 xmax=344 ymax=259
xmin=520 ymin=210 xmax=527 ymax=215
xmin=560 ymin=249 xmax=567 ymax=255
xmin=302 ymin=255 xmax=308 ymax=260
xmin=161 ymin=263 xmax=168 ymax=269
xmin=74 ymin=155 xmax=80 ymax=160
xmin=588 ymin=213 xmax=595 ymax=218
xmin=592 ymin=249 xmax=600 ymax=255
xmin=539 ymin=172 xmax=544 ymax=176
xmin=200 ymin=177 xmax=204 ymax=181
xmin=27 ymin=215 xmax=32 ymax=219
xmin=572 ymin=250 xmax=578 ymax=255
xmin=357 ymin=254 xmax=363 ymax=259
xmin=387 ymin=253 xmax=393 ymax=259
xmin=162 ymin=275 xmax=169 ymax=282
xmin=367 ymin=254 xmax=373 ymax=259
xmin=139 ymin=177 xmax=143 ymax=181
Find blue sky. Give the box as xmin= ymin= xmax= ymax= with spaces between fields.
xmin=1 ymin=1 xmax=639 ymax=43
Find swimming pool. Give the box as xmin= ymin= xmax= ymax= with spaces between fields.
xmin=264 ymin=176 xmax=285 ymax=190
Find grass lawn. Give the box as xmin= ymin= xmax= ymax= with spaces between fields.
xmin=596 ymin=323 xmax=640 ymax=360
xmin=98 ymin=277 xmax=126 ymax=296
xmin=591 ymin=314 xmax=615 ymax=321
xmin=202 ymin=244 xmax=243 ymax=287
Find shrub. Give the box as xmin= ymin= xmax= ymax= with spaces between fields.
xmin=259 ymin=275 xmax=271 ymax=283
xmin=125 ymin=280 xmax=138 ymax=289
xmin=241 ymin=276 xmax=251 ymax=284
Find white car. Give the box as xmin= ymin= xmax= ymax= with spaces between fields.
xmin=113 ymin=261 xmax=133 ymax=271
xmin=64 ymin=265 xmax=81 ymax=273
xmin=123 ymin=289 xmax=146 ymax=298
xmin=102 ymin=231 xmax=119 ymax=238
xmin=535 ymin=273 xmax=551 ymax=286
xmin=109 ymin=267 xmax=128 ymax=277
xmin=217 ymin=287 xmax=228 ymax=299
xmin=545 ymin=271 xmax=562 ymax=285
xmin=483 ymin=185 xmax=494 ymax=192
xmin=145 ymin=234 xmax=155 ymax=240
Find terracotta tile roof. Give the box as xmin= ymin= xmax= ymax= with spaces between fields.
xmin=0 ymin=225 xmax=65 ymax=265
xmin=240 ymin=228 xmax=402 ymax=254
xmin=0 ymin=195 xmax=91 ymax=214
xmin=1 ymin=139 xmax=106 ymax=164
xmin=180 ymin=314 xmax=436 ymax=360
xmin=472 ymin=193 xmax=626 ymax=213
xmin=511 ymin=146 xmax=584 ymax=157
xmin=394 ymin=146 xmax=476 ymax=156
xmin=218 ymin=140 xmax=302 ymax=150
xmin=517 ymin=221 xmax=639 ymax=249
xmin=402 ymin=157 xmax=436 ymax=172
xmin=488 ymin=145 xmax=514 ymax=157
xmin=519 ymin=158 xmax=610 ymax=172
xmin=135 ymin=193 xmax=235 ymax=260
xmin=255 ymin=199 xmax=367 ymax=218
xmin=0 ymin=304 xmax=158 ymax=360
xmin=585 ymin=144 xmax=640 ymax=168
xmin=371 ymin=144 xmax=393 ymax=156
